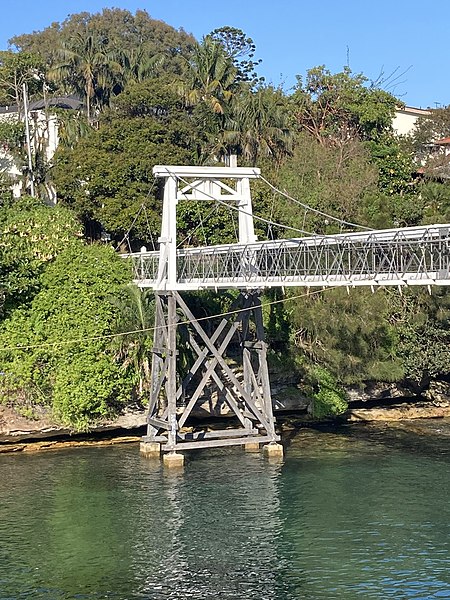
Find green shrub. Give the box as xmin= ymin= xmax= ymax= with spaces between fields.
xmin=310 ymin=366 xmax=348 ymax=419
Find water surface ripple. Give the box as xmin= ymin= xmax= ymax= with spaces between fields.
xmin=0 ymin=422 xmax=449 ymax=599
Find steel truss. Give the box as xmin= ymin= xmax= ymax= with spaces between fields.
xmin=143 ymin=290 xmax=279 ymax=451
xmin=127 ymin=224 xmax=450 ymax=290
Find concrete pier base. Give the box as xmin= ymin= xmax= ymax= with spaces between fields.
xmin=140 ymin=441 xmax=161 ymax=458
xmin=163 ymin=452 xmax=185 ymax=468
xmin=244 ymin=441 xmax=260 ymax=452
xmin=263 ymin=443 xmax=284 ymax=459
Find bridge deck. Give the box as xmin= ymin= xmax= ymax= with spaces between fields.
xmin=125 ymin=224 xmax=450 ymax=290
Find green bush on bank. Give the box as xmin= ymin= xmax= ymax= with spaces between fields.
xmin=0 ymin=235 xmax=135 ymax=430
xmin=309 ymin=367 xmax=348 ymax=419
xmin=0 ymin=197 xmax=82 ymax=316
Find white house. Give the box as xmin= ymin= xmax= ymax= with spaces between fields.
xmin=0 ymin=96 xmax=82 ymax=201
xmin=392 ymin=105 xmax=431 ymax=137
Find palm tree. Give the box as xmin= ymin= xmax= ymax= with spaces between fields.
xmin=179 ymin=36 xmax=237 ymax=115
xmin=218 ymin=86 xmax=293 ymax=165
xmin=119 ymin=46 xmax=166 ymax=85
xmin=111 ymin=285 xmax=155 ymax=400
xmin=56 ymin=110 xmax=90 ymax=149
xmin=49 ymin=32 xmax=120 ymax=123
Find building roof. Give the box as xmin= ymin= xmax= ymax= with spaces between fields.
xmin=0 ymin=105 xmax=17 ymax=115
xmin=397 ymin=105 xmax=431 ymax=116
xmin=434 ymin=136 xmax=450 ymax=145
xmin=0 ymin=96 xmax=83 ymax=114
xmin=30 ymin=96 xmax=83 ymax=111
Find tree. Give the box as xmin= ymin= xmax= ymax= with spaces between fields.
xmin=52 ymin=78 xmax=198 ymax=243
xmin=0 ymin=51 xmax=44 ymax=114
xmin=111 ymin=285 xmax=154 ymax=400
xmin=0 ymin=120 xmax=25 ymax=164
xmin=218 ymin=86 xmax=292 ymax=165
xmin=291 ymin=66 xmax=398 ymax=147
xmin=288 ymin=287 xmax=404 ymax=386
xmin=393 ymin=288 xmax=450 ymax=387
xmin=275 ymin=132 xmax=378 ymax=233
xmin=407 ymin=106 xmax=450 ymax=176
xmin=10 ymin=9 xmax=195 ymax=76
xmin=0 ymin=243 xmax=134 ymax=429
xmin=411 ymin=105 xmax=450 ymax=148
xmin=209 ymin=26 xmax=263 ymax=86
xmin=118 ymin=46 xmax=166 ymax=86
xmin=0 ymin=197 xmax=82 ymax=316
xmin=53 ymin=108 xmax=90 ymax=150
xmin=366 ymin=135 xmax=420 ymax=226
xmin=49 ymin=31 xmax=120 ymax=123
xmin=419 ymin=180 xmax=450 ymax=224
xmin=179 ymin=36 xmax=237 ymax=115
xmin=290 ymin=66 xmax=421 ymax=228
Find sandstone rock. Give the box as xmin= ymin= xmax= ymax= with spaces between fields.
xmin=346 ymin=381 xmax=419 ymax=404
xmin=423 ymin=381 xmax=450 ymax=404
xmin=347 ymin=402 xmax=450 ymax=422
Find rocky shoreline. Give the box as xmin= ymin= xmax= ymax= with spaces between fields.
xmin=0 ymin=405 xmax=147 ymax=453
xmin=345 ymin=379 xmax=450 ymax=421
xmin=1 ymin=378 xmax=449 ymax=454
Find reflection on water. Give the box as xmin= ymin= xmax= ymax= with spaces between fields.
xmin=135 ymin=454 xmax=284 ymax=600
xmin=0 ymin=421 xmax=449 ymax=599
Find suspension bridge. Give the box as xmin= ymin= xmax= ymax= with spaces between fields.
xmin=125 ymin=165 xmax=450 ymax=465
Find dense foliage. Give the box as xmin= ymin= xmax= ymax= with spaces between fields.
xmin=0 ymin=8 xmax=449 ymax=426
xmin=0 ymin=198 xmax=82 ymax=315
xmin=0 ymin=230 xmax=135 ymax=429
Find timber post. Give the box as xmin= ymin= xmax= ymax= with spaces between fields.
xmin=139 ymin=166 xmax=281 ymax=457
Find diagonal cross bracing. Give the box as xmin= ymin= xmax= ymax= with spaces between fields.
xmin=143 ymin=290 xmax=279 ymax=452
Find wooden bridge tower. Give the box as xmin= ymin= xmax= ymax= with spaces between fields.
xmin=140 ymin=166 xmax=282 ymax=465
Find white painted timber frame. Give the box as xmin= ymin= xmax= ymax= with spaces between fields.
xmin=153 ymin=165 xmax=260 ymax=291
xmin=124 ymin=166 xmax=450 ymax=292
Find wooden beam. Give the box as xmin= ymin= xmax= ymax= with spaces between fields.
xmin=147 ymin=417 xmax=170 ymax=430
xmin=185 ymin=333 xmax=248 ymax=427
xmin=153 ymin=165 xmax=261 ymax=179
xmin=176 ymin=428 xmax=258 ymax=441
xmin=162 ymin=435 xmax=279 ymax=452
xmin=166 ymin=293 xmax=178 ymax=447
xmin=175 ymin=291 xmax=274 ymax=434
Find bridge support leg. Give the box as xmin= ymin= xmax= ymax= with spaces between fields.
xmin=163 ymin=452 xmax=185 ymax=468
xmin=263 ymin=443 xmax=284 ymax=459
xmin=140 ymin=441 xmax=161 ymax=458
xmin=141 ymin=290 xmax=279 ymax=454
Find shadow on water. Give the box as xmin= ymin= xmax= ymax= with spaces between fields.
xmin=281 ymin=416 xmax=450 ymax=461
xmin=0 ymin=420 xmax=449 ymax=599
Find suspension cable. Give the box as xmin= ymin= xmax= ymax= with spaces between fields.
xmin=143 ymin=205 xmax=156 ymax=251
xmin=170 ymin=170 xmax=315 ymax=238
xmin=115 ymin=204 xmax=145 ymax=251
xmin=115 ymin=180 xmax=157 ymax=251
xmin=196 ymin=201 xmax=208 ymax=246
xmin=176 ymin=202 xmax=220 ymax=248
xmin=259 ymin=174 xmax=372 ymax=231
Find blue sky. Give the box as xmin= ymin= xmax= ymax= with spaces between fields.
xmin=1 ymin=0 xmax=448 ymax=108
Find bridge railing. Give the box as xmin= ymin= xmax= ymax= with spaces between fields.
xmin=123 ymin=224 xmax=450 ymax=290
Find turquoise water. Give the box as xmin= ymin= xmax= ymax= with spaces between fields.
xmin=0 ymin=422 xmax=449 ymax=599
